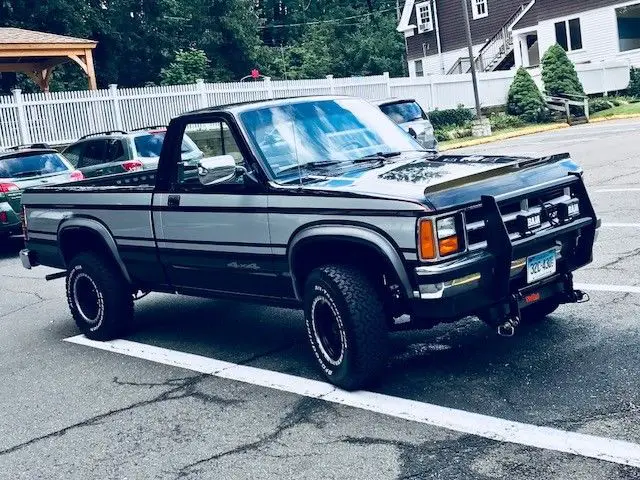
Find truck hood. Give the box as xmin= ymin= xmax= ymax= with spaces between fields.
xmin=304 ymin=153 xmax=582 ymax=210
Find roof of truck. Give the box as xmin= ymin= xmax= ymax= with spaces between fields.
xmin=181 ymin=95 xmax=359 ymax=117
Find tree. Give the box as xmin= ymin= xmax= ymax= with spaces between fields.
xmin=507 ymin=67 xmax=548 ymax=123
xmin=629 ymin=67 xmax=640 ymax=98
xmin=541 ymin=44 xmax=585 ymax=97
xmin=160 ymin=49 xmax=211 ymax=85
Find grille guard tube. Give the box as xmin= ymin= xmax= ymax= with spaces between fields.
xmin=479 ymin=172 xmax=598 ymax=305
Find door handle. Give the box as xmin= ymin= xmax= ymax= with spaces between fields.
xmin=168 ymin=195 xmax=181 ymax=208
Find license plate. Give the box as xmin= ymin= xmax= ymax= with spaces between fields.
xmin=526 ymin=249 xmax=557 ymax=284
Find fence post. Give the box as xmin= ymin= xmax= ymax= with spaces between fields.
xmin=109 ymin=84 xmax=124 ymax=131
xmin=584 ymin=96 xmax=590 ymax=122
xmin=428 ymin=75 xmax=436 ymax=110
xmin=601 ymin=63 xmax=608 ymax=97
xmin=383 ymin=72 xmax=392 ymax=98
xmin=196 ymin=79 xmax=208 ymax=109
xmin=12 ymin=89 xmax=31 ymax=145
xmin=326 ymin=75 xmax=336 ymax=95
xmin=264 ymin=76 xmax=274 ymax=99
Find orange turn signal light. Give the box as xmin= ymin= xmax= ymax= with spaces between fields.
xmin=438 ymin=236 xmax=460 ymax=256
xmin=419 ymin=219 xmax=436 ymax=260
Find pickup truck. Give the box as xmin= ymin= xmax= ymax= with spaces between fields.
xmin=19 ymin=96 xmax=599 ymax=390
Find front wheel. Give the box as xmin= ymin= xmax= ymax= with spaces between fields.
xmin=66 ymin=252 xmax=133 ymax=340
xmin=303 ymin=265 xmax=389 ymax=391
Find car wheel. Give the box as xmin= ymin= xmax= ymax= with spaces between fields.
xmin=66 ymin=251 xmax=133 ymax=340
xmin=304 ymin=265 xmax=389 ymax=391
xmin=521 ymin=299 xmax=560 ymax=322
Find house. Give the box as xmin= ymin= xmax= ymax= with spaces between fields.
xmin=397 ymin=0 xmax=532 ymax=77
xmin=512 ymin=0 xmax=640 ymax=69
xmin=398 ymin=0 xmax=640 ymax=77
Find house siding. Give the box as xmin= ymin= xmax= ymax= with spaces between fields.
xmin=533 ymin=1 xmax=640 ymax=68
xmin=536 ymin=0 xmax=628 ymax=22
xmin=405 ymin=0 xmax=526 ymax=60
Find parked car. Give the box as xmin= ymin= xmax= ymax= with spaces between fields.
xmin=61 ymin=127 xmax=203 ymax=179
xmin=20 ymin=96 xmax=598 ymax=390
xmin=0 ymin=144 xmax=83 ymax=240
xmin=375 ymin=98 xmax=438 ymax=151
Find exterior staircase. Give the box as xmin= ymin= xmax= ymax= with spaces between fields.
xmin=447 ymin=2 xmax=531 ymax=75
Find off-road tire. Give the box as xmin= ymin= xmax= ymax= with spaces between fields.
xmin=303 ymin=265 xmax=389 ymax=391
xmin=521 ymin=299 xmax=560 ymax=322
xmin=66 ymin=252 xmax=133 ymax=340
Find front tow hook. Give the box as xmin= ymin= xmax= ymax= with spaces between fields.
xmin=497 ymin=316 xmax=521 ymax=338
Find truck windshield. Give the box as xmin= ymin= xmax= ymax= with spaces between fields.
xmin=0 ymin=153 xmax=69 ymax=179
xmin=239 ymin=98 xmax=423 ymax=181
xmin=379 ymin=101 xmax=426 ymax=125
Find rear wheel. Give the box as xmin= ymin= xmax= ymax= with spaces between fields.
xmin=521 ymin=298 xmax=560 ymax=322
xmin=303 ymin=265 xmax=389 ymax=391
xmin=66 ymin=252 xmax=133 ymax=340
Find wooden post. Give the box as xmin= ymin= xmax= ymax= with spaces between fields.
xmin=84 ymin=49 xmax=97 ymax=90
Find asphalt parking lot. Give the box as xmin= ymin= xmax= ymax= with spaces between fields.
xmin=2 ymin=119 xmax=640 ymax=480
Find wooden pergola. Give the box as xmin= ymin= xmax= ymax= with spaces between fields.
xmin=0 ymin=27 xmax=97 ymax=92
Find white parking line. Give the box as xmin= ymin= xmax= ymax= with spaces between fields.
xmin=65 ymin=335 xmax=640 ymax=469
xmin=575 ymin=283 xmax=640 ymax=294
xmin=596 ymin=188 xmax=640 ymax=193
xmin=601 ymin=223 xmax=640 ymax=228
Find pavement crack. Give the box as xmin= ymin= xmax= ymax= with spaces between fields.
xmin=175 ymin=397 xmax=338 ymax=478
xmin=0 ymin=374 xmax=240 ymax=457
xmin=0 ymin=299 xmax=47 ymax=319
xmin=236 ymin=342 xmax=297 ymax=366
xmin=598 ymin=246 xmax=640 ymax=271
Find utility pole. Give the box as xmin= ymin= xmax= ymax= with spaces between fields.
xmin=461 ymin=0 xmax=482 ymax=120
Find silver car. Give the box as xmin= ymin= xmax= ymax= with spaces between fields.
xmin=375 ymin=98 xmax=438 ymax=151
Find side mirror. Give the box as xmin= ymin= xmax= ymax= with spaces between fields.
xmin=197 ymin=155 xmax=241 ymax=186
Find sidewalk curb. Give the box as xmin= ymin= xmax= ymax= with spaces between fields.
xmin=590 ymin=113 xmax=640 ymax=123
xmin=440 ymin=123 xmax=570 ymax=151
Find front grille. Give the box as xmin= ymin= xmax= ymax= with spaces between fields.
xmin=464 ymin=186 xmax=575 ymax=250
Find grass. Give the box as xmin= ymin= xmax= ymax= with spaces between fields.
xmin=591 ymin=101 xmax=640 ymax=119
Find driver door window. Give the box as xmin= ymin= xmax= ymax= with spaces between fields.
xmin=177 ymin=121 xmax=245 ymax=187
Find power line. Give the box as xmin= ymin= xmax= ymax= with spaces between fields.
xmin=259 ymin=7 xmax=396 ymax=29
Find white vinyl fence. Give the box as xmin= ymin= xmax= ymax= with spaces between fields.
xmin=0 ymin=60 xmax=631 ymax=148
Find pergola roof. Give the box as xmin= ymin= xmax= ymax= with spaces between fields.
xmin=0 ymin=27 xmax=97 ymax=91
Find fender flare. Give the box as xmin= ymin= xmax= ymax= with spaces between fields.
xmin=58 ymin=217 xmax=132 ymax=284
xmin=288 ymin=224 xmax=414 ymax=301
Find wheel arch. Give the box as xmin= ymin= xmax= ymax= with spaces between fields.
xmin=288 ymin=224 xmax=414 ymax=301
xmin=57 ymin=217 xmax=132 ymax=284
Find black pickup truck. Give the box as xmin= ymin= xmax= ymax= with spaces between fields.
xmin=20 ymin=96 xmax=599 ymax=390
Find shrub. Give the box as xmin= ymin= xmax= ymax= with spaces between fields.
xmin=630 ymin=67 xmax=640 ymax=98
xmin=541 ymin=44 xmax=585 ymax=97
xmin=589 ymin=97 xmax=614 ymax=113
xmin=506 ymin=67 xmax=549 ymax=123
xmin=489 ymin=112 xmax=525 ymax=130
xmin=434 ymin=125 xmax=473 ymax=141
xmin=429 ymin=105 xmax=475 ymax=129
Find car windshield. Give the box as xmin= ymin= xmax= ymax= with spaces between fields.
xmin=239 ymin=98 xmax=423 ymax=181
xmin=379 ymin=101 xmax=426 ymax=125
xmin=0 ymin=153 xmax=69 ymax=179
xmin=134 ymin=132 xmax=198 ymax=158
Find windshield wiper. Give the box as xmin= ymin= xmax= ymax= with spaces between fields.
xmin=277 ymin=160 xmax=343 ymax=176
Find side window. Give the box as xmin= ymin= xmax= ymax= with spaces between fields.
xmin=63 ymin=143 xmax=84 ymax=167
xmin=105 ymin=139 xmax=127 ymax=162
xmin=79 ymin=140 xmax=106 ymax=168
xmin=176 ymin=121 xmax=245 ymax=187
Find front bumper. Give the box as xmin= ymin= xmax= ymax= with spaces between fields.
xmin=408 ymin=174 xmax=598 ymax=323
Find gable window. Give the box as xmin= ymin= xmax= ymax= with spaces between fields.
xmin=472 ymin=0 xmax=488 ymax=20
xmin=416 ymin=1 xmax=434 ymax=33
xmin=555 ymin=18 xmax=583 ymax=51
xmin=415 ymin=59 xmax=425 ymax=77
xmin=617 ymin=4 xmax=640 ymax=52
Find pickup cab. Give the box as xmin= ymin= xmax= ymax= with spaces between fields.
xmin=19 ymin=96 xmax=599 ymax=390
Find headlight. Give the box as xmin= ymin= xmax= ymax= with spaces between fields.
xmin=436 ymin=216 xmax=462 ymax=257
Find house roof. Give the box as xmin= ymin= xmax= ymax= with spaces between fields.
xmin=0 ymin=28 xmax=96 ymax=45
xmin=397 ymin=0 xmax=417 ymax=33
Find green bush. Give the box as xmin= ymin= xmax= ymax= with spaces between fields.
xmin=506 ymin=67 xmax=549 ymax=123
xmin=489 ymin=112 xmax=525 ymax=130
xmin=434 ymin=125 xmax=473 ymax=141
xmin=429 ymin=105 xmax=475 ymax=129
xmin=589 ymin=97 xmax=614 ymax=113
xmin=541 ymin=44 xmax=585 ymax=97
xmin=630 ymin=67 xmax=640 ymax=98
